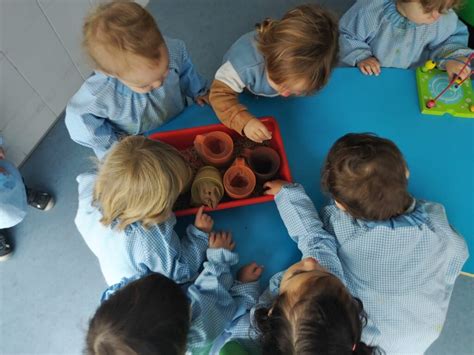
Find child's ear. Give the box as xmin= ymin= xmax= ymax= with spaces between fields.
xmin=405 ymin=168 xmax=410 ymax=179
xmin=334 ymin=200 xmax=347 ymax=211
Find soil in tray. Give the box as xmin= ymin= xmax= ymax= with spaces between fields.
xmin=174 ymin=137 xmax=280 ymax=211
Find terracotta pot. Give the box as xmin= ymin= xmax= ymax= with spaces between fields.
xmin=243 ymin=146 xmax=281 ymax=182
xmin=191 ymin=166 xmax=224 ymax=209
xmin=223 ymin=157 xmax=256 ymax=199
xmin=194 ymin=131 xmax=234 ymax=167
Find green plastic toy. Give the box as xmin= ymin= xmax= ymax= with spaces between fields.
xmin=416 ymin=59 xmax=474 ymax=118
xmin=219 ymin=340 xmax=250 ymax=355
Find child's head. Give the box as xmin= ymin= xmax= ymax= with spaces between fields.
xmin=83 ymin=1 xmax=169 ymax=93
xmin=256 ymin=4 xmax=339 ymax=97
xmin=94 ymin=136 xmax=192 ymax=230
xmin=254 ymin=258 xmax=375 ymax=354
xmin=86 ymin=273 xmax=190 ymax=355
xmin=396 ymin=0 xmax=460 ymax=24
xmin=322 ymin=133 xmax=412 ymax=221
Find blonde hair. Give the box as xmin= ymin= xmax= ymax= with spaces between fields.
xmin=93 ymin=136 xmax=192 ymax=230
xmin=256 ymin=4 xmax=339 ymax=94
xmin=83 ymin=0 xmax=165 ymax=75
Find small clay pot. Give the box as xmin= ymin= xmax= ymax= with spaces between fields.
xmin=223 ymin=157 xmax=256 ymax=199
xmin=194 ymin=131 xmax=234 ymax=167
xmin=243 ymin=146 xmax=281 ymax=182
xmin=191 ymin=166 xmax=224 ymax=209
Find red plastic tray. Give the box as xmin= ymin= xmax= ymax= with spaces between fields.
xmin=148 ymin=117 xmax=292 ymax=216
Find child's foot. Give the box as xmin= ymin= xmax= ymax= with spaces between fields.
xmin=26 ymin=188 xmax=55 ymax=211
xmin=0 ymin=231 xmax=13 ymax=261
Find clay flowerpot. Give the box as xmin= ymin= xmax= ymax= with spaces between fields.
xmin=243 ymin=146 xmax=281 ymax=182
xmin=223 ymin=157 xmax=256 ymax=199
xmin=191 ymin=166 xmax=224 ymax=209
xmin=194 ymin=131 xmax=234 ymax=167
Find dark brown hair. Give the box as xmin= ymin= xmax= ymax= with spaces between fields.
xmin=321 ymin=133 xmax=412 ymax=221
xmin=86 ymin=273 xmax=190 ymax=355
xmin=397 ymin=0 xmax=461 ymax=13
xmin=254 ymin=276 xmax=377 ymax=355
xmin=83 ymin=0 xmax=165 ymax=74
xmin=256 ymin=4 xmax=339 ymax=94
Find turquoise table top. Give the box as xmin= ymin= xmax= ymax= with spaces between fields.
xmin=148 ymin=67 xmax=474 ymax=282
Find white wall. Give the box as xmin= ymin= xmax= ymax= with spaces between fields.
xmin=0 ymin=0 xmax=148 ymax=166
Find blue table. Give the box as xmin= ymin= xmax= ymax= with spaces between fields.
xmin=149 ymin=68 xmax=474 ymax=282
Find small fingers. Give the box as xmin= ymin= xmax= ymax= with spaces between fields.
xmin=196 ymin=206 xmax=204 ymax=219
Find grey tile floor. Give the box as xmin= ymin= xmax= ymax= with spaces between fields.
xmin=1 ymin=1 xmax=473 ymax=354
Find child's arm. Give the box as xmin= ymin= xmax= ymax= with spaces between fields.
xmin=429 ymin=14 xmax=473 ymax=79
xmin=265 ymin=181 xmax=345 ymax=281
xmin=187 ymin=232 xmax=261 ymax=352
xmin=176 ymin=39 xmax=209 ymax=103
xmin=210 ymin=69 xmax=272 ymax=143
xmin=140 ymin=213 xmax=210 ymax=284
xmin=339 ymin=1 xmax=379 ymax=68
xmin=65 ymin=88 xmax=118 ymax=159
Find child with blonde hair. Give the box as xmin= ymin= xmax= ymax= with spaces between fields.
xmin=316 ymin=133 xmax=468 ymax=353
xmin=339 ymin=0 xmax=473 ymax=78
xmin=86 ymin=231 xmax=262 ymax=355
xmin=66 ymin=1 xmax=209 ymax=158
xmin=210 ymin=4 xmax=339 ymax=143
xmin=75 ymin=136 xmax=213 ymax=286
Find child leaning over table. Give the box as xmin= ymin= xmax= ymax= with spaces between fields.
xmin=339 ymin=0 xmax=473 ymax=78
xmin=86 ymin=231 xmax=262 ymax=355
xmin=75 ymin=136 xmax=213 ymax=286
xmin=316 ymin=133 xmax=468 ymax=353
xmin=65 ymin=1 xmax=209 ymax=158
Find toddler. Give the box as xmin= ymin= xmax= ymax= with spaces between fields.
xmin=318 ymin=133 xmax=468 ymax=353
xmin=339 ymin=0 xmax=473 ymax=78
xmin=210 ymin=4 xmax=339 ymax=143
xmin=86 ymin=231 xmax=262 ymax=355
xmin=212 ymin=181 xmax=376 ymax=354
xmin=75 ymin=136 xmax=213 ymax=285
xmin=66 ymin=1 xmax=209 ymax=158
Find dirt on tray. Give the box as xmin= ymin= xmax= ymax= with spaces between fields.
xmin=174 ymin=136 xmax=279 ymax=211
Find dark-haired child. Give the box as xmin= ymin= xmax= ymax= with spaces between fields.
xmin=319 ymin=133 xmax=468 ymax=353
xmin=214 ymin=181 xmax=376 ymax=355
xmin=86 ymin=231 xmax=262 ymax=355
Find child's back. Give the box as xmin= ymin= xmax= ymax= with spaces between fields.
xmin=75 ymin=137 xmax=212 ymax=286
xmin=321 ymin=133 xmax=468 ymax=353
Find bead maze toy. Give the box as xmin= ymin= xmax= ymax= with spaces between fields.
xmin=416 ymin=54 xmax=474 ymax=118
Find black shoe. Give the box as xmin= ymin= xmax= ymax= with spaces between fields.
xmin=26 ymin=188 xmax=55 ymax=211
xmin=0 ymin=231 xmax=13 ymax=261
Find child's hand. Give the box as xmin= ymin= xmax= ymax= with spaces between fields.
xmin=264 ymin=180 xmax=290 ymax=196
xmin=243 ymin=119 xmax=272 ymax=143
xmin=237 ymin=262 xmax=263 ymax=283
xmin=445 ymin=58 xmax=471 ymax=81
xmin=0 ymin=147 xmax=5 ymax=160
xmin=195 ymin=93 xmax=210 ymax=106
xmin=357 ymin=57 xmax=381 ymax=76
xmin=194 ymin=206 xmax=214 ymax=233
xmin=209 ymin=231 xmax=235 ymax=250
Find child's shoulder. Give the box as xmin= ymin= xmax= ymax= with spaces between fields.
xmin=435 ymin=9 xmax=463 ymax=32
xmin=223 ymin=30 xmax=264 ymax=71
